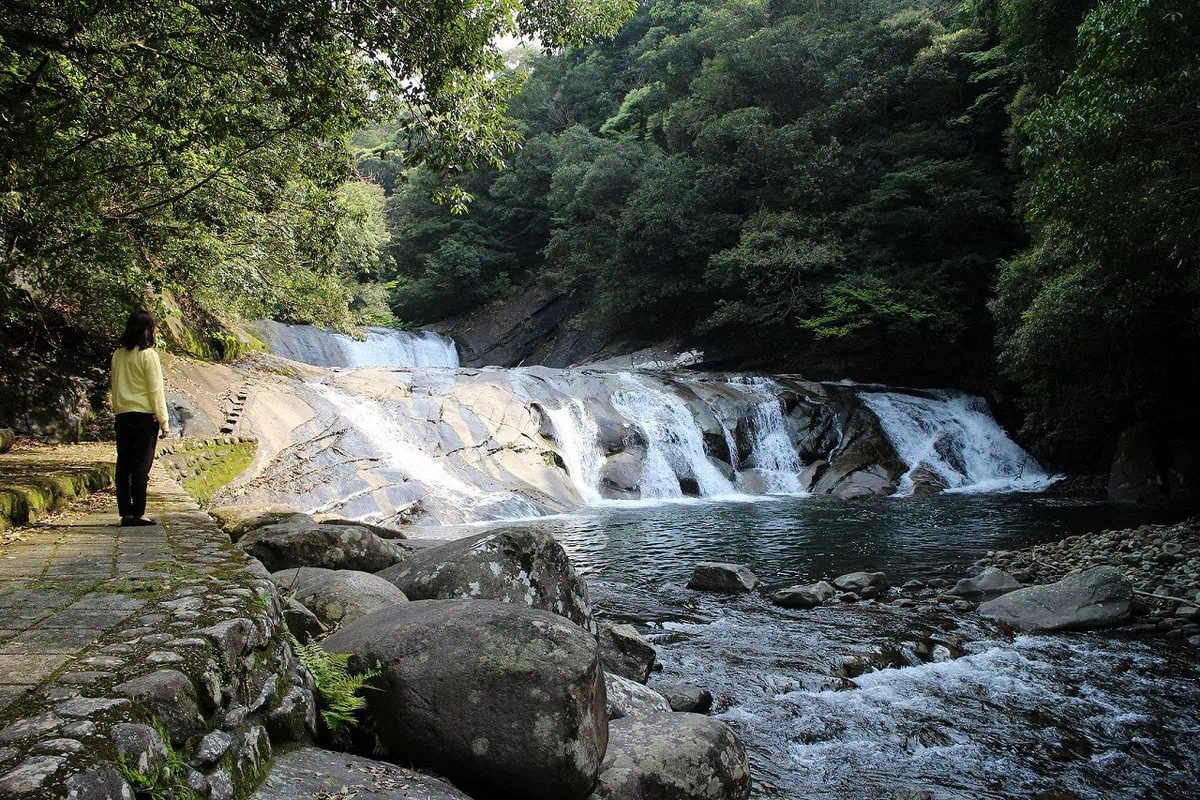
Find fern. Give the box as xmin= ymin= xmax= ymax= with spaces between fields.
xmin=292 ymin=639 xmax=380 ymax=735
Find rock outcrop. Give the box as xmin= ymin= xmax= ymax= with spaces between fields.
xmin=687 ymin=563 xmax=758 ymax=593
xmin=376 ymin=527 xmax=595 ymax=633
xmin=605 ymin=674 xmax=671 ymax=721
xmin=323 ymin=600 xmax=607 ymax=800
xmin=978 ymin=566 xmax=1133 ymax=631
xmin=599 ymin=624 xmax=657 ymax=683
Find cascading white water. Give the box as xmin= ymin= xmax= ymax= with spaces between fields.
xmin=610 ymin=373 xmax=736 ymax=498
xmin=311 ymin=383 xmax=543 ymax=522
xmin=728 ymin=377 xmax=804 ymax=493
xmin=858 ymin=390 xmax=1056 ymax=493
xmin=544 ymin=399 xmax=603 ymax=504
xmin=255 ymin=320 xmax=459 ymax=368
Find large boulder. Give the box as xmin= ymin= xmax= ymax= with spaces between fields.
xmin=323 ymin=600 xmax=607 ymax=800
xmin=687 ymin=563 xmax=758 ymax=593
xmin=605 ymin=673 xmax=671 ymax=721
xmin=811 ymin=407 xmax=905 ymax=497
xmin=587 ymin=713 xmax=751 ymax=800
xmin=600 ymin=452 xmax=643 ymax=500
xmin=978 ymin=566 xmax=1133 ymax=631
xmin=239 ymin=521 xmax=403 ymax=573
xmin=599 ymin=624 xmax=657 ymax=683
xmin=252 ymin=747 xmax=471 ymax=800
xmin=376 ymin=527 xmax=595 ymax=633
xmin=271 ymin=567 xmax=407 ymax=628
xmin=209 ymin=505 xmax=308 ymax=542
xmin=947 ymin=567 xmax=1021 ymax=601
xmin=771 ymin=580 xmax=836 ymax=610
xmin=654 ymin=683 xmax=713 ymax=714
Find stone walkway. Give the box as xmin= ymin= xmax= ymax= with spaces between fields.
xmin=0 ymin=468 xmax=313 ymax=797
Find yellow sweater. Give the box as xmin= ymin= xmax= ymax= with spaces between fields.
xmin=111 ymin=347 xmax=169 ymax=431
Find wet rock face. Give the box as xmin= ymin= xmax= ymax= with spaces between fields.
xmin=601 ymin=452 xmax=645 ymax=500
xmin=271 ymin=567 xmax=408 ymax=628
xmin=238 ymin=521 xmax=404 ymax=573
xmin=654 ymin=683 xmax=714 ymax=714
xmin=587 ymin=713 xmax=752 ymax=800
xmin=323 ymin=600 xmax=608 ymax=800
xmin=687 ymin=563 xmax=759 ymax=593
xmin=771 ymin=580 xmax=836 ymax=609
xmin=376 ymin=527 xmax=595 ymax=633
xmin=978 ymin=566 xmax=1133 ymax=631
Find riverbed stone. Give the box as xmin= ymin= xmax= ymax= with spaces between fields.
xmin=252 ymin=747 xmax=472 ymax=799
xmin=377 ymin=527 xmax=595 ymax=633
xmin=654 ymin=683 xmax=714 ymax=714
xmin=587 ymin=713 xmax=751 ymax=800
xmin=771 ymin=580 xmax=836 ymax=609
xmin=600 ymin=623 xmax=657 ymax=683
xmin=323 ymin=599 xmax=607 ymax=800
xmin=833 ymin=571 xmax=890 ymax=594
xmin=687 ymin=563 xmax=758 ymax=593
xmin=978 ymin=566 xmax=1133 ymax=631
xmin=272 ymin=567 xmax=407 ymax=628
xmin=947 ymin=567 xmax=1021 ymax=600
xmin=239 ymin=521 xmax=403 ymax=573
xmin=208 ymin=505 xmax=308 ymax=542
xmin=606 ymin=673 xmax=671 ymax=720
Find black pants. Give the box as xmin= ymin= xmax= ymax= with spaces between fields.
xmin=115 ymin=412 xmax=158 ymax=518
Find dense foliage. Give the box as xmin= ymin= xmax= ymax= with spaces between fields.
xmin=374 ymin=0 xmax=1197 ymax=468
xmin=0 ymin=0 xmax=633 ymax=338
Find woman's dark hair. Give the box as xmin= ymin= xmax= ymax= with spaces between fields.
xmin=118 ymin=309 xmax=157 ymax=351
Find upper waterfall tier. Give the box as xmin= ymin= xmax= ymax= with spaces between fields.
xmin=253 ymin=320 xmax=459 ymax=368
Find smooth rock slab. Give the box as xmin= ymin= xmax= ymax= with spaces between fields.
xmin=252 ymin=747 xmax=471 ymax=799
xmin=978 ymin=566 xmax=1133 ymax=631
xmin=606 ymin=673 xmax=671 ymax=720
xmin=378 ymin=527 xmax=595 ymax=633
xmin=587 ymin=713 xmax=751 ymax=800
xmin=687 ymin=563 xmax=758 ymax=593
xmin=324 ymin=599 xmax=607 ymax=800
xmin=0 ymin=755 xmax=66 ymax=794
xmin=0 ymin=714 xmax=62 ymax=744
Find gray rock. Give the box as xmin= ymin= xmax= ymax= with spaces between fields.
xmin=771 ymin=580 xmax=836 ymax=609
xmin=323 ymin=600 xmax=607 ymax=800
xmin=0 ymin=756 xmax=66 ymax=794
xmin=30 ymin=738 xmax=83 ymax=754
xmin=978 ymin=566 xmax=1133 ymax=631
xmin=587 ymin=713 xmax=751 ymax=800
xmin=377 ymin=527 xmax=595 ymax=633
xmin=208 ymin=769 xmax=234 ymax=800
xmin=687 ymin=563 xmax=758 ymax=593
xmin=654 ymin=683 xmax=713 ymax=714
xmin=110 ymin=723 xmax=168 ymax=774
xmin=273 ymin=567 xmax=407 ymax=628
xmin=196 ymin=618 xmax=257 ymax=669
xmin=113 ymin=670 xmax=205 ymax=745
xmin=600 ymin=452 xmax=643 ymax=500
xmin=0 ymin=714 xmax=61 ymax=744
xmin=833 ymin=571 xmax=890 ymax=593
xmin=252 ymin=747 xmax=471 ymax=799
xmin=605 ymin=673 xmax=671 ymax=720
xmin=600 ymin=623 xmax=657 ymax=683
xmin=266 ymin=686 xmax=318 ymax=743
xmin=208 ymin=505 xmax=309 ymax=542
xmin=240 ymin=521 xmax=403 ymax=573
xmin=63 ymin=764 xmax=134 ymax=800
xmin=283 ymin=596 xmax=327 ymax=642
xmin=947 ymin=567 xmax=1022 ymax=600
xmin=194 ymin=731 xmax=234 ymax=767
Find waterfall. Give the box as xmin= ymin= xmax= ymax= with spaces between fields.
xmin=610 ymin=374 xmax=736 ymax=498
xmin=728 ymin=377 xmax=804 ymax=493
xmin=311 ymin=384 xmax=544 ymax=523
xmin=255 ymin=321 xmax=459 ymax=368
xmin=544 ymin=399 xmax=603 ymax=503
xmin=858 ymin=390 xmax=1056 ymax=494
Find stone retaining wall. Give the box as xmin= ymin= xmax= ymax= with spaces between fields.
xmin=158 ymin=437 xmax=257 ymax=507
xmin=0 ymin=444 xmax=116 ymax=530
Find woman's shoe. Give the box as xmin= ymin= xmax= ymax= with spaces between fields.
xmin=118 ymin=516 xmax=134 ymax=527
xmin=128 ymin=517 xmax=157 ymax=527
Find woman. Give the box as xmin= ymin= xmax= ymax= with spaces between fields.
xmin=111 ymin=308 xmax=170 ymax=526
